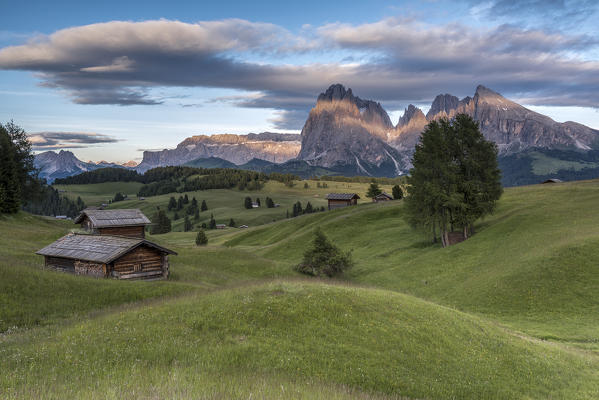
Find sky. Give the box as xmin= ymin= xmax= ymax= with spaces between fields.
xmin=1 ymin=0 xmax=598 ymax=163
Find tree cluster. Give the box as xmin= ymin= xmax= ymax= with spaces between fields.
xmin=366 ymin=182 xmax=382 ymax=198
xmin=22 ymin=186 xmax=86 ymax=218
xmin=295 ymin=228 xmax=354 ymax=277
xmin=405 ymin=114 xmax=502 ymax=247
xmin=0 ymin=122 xmax=38 ymax=213
xmin=290 ymin=201 xmax=324 ymax=217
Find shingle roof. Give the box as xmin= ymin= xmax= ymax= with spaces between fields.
xmin=74 ymin=209 xmax=151 ymax=228
xmin=36 ymin=233 xmax=176 ymax=264
xmin=374 ymin=192 xmax=393 ymax=199
xmin=325 ymin=193 xmax=360 ymax=200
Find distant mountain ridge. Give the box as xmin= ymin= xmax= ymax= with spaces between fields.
xmin=34 ymin=150 xmax=126 ymax=183
xmin=34 ymin=84 xmax=599 ymax=185
xmin=136 ymin=132 xmax=301 ymax=173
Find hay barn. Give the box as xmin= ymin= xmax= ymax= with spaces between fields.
xmin=326 ymin=193 xmax=360 ymax=210
xmin=37 ymin=233 xmax=176 ymax=280
xmin=75 ymin=209 xmax=150 ymax=238
xmin=372 ymin=192 xmax=393 ymax=202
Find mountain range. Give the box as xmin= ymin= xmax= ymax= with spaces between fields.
xmin=35 ymin=84 xmax=599 ymax=185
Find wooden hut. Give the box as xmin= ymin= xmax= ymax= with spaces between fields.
xmin=36 ymin=233 xmax=176 ymax=280
xmin=326 ymin=193 xmax=360 ymax=210
xmin=372 ymin=192 xmax=393 ymax=202
xmin=74 ymin=209 xmax=150 ymax=238
xmin=542 ymin=178 xmax=563 ymax=184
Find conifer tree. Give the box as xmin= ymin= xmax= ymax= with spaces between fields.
xmin=266 ymin=197 xmax=275 ymax=208
xmin=366 ymin=181 xmax=382 ymax=198
xmin=405 ymin=114 xmax=502 ymax=246
xmin=194 ymin=208 xmax=200 ymax=222
xmin=183 ymin=194 xmax=189 ymax=204
xmin=392 ymin=185 xmax=403 ymax=200
xmin=209 ymin=214 xmax=216 ymax=229
xmin=255 ymin=197 xmax=261 ymax=207
xmin=201 ymin=200 xmax=208 ymax=211
xmin=244 ymin=196 xmax=253 ymax=209
xmin=0 ymin=129 xmax=21 ymax=213
xmin=184 ymin=215 xmax=192 ymax=232
xmin=305 ymin=201 xmax=313 ymax=214
xmin=229 ymin=218 xmax=236 ymax=227
xmin=294 ymin=228 xmax=353 ymax=277
xmin=195 ymin=229 xmax=208 ymax=246
xmin=168 ymin=196 xmax=177 ymax=211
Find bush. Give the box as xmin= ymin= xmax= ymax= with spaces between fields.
xmin=113 ymin=192 xmax=126 ymax=202
xmin=294 ymin=228 xmax=353 ymax=277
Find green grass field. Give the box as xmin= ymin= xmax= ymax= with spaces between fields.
xmin=2 ymin=179 xmax=599 ymax=399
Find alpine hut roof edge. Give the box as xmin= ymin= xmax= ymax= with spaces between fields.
xmin=36 ymin=233 xmax=176 ymax=264
xmin=325 ymin=193 xmax=361 ymax=200
xmin=74 ymin=209 xmax=151 ymax=228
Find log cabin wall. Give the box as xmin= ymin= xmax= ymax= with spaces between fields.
xmin=98 ymin=226 xmax=145 ymax=238
xmin=328 ymin=199 xmax=352 ymax=210
xmin=112 ymin=245 xmax=164 ymax=279
xmin=74 ymin=260 xmax=105 ymax=277
xmin=45 ymin=256 xmax=75 ymax=271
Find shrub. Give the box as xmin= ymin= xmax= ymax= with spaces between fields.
xmin=294 ymin=228 xmax=353 ymax=277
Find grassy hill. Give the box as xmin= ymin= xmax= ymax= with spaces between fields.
xmin=2 ymin=179 xmax=599 ymax=398
xmin=226 ymin=181 xmax=599 ymax=346
xmin=2 ymin=281 xmax=597 ymax=399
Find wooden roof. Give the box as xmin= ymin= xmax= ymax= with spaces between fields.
xmin=74 ymin=209 xmax=151 ymax=228
xmin=374 ymin=192 xmax=393 ymax=199
xmin=36 ymin=233 xmax=176 ymax=264
xmin=325 ymin=193 xmax=360 ymax=200
xmin=542 ymin=178 xmax=563 ymax=184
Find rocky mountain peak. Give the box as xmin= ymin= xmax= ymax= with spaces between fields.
xmin=397 ymin=105 xmax=426 ymax=127
xmin=426 ymin=94 xmax=460 ymax=120
xmin=317 ymin=83 xmax=355 ymax=103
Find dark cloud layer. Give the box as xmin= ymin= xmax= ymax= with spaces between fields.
xmin=29 ymin=131 xmax=119 ymax=149
xmin=1 ymin=16 xmax=598 ymax=129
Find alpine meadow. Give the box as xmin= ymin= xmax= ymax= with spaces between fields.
xmin=2 ymin=1 xmax=599 ymax=399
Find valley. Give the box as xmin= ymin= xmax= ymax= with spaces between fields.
xmin=2 ymin=178 xmax=598 ymax=399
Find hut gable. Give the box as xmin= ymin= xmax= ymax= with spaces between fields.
xmin=373 ymin=192 xmax=393 ymax=202
xmin=74 ymin=209 xmax=150 ymax=237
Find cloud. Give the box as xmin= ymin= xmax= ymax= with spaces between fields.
xmin=1 ymin=17 xmax=598 ymax=126
xmin=28 ymin=131 xmax=120 ymax=150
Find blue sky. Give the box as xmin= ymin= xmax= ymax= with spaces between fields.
xmin=1 ymin=0 xmax=598 ymax=162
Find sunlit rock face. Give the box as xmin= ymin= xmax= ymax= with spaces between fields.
xmin=298 ymin=84 xmax=406 ymax=176
xmin=136 ymin=132 xmax=301 ymax=173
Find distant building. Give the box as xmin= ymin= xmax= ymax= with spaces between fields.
xmin=55 ymin=215 xmax=68 ymax=220
xmin=215 ymin=224 xmax=227 ymax=229
xmin=325 ymin=193 xmax=360 ymax=210
xmin=372 ymin=192 xmax=393 ymax=202
xmin=251 ymin=203 xmax=260 ymax=208
xmin=542 ymin=178 xmax=563 ymax=184
xmin=239 ymin=225 xmax=249 ymax=229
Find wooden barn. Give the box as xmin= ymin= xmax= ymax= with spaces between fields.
xmin=37 ymin=233 xmax=176 ymax=280
xmin=326 ymin=193 xmax=360 ymax=210
xmin=75 ymin=209 xmax=150 ymax=238
xmin=372 ymin=192 xmax=393 ymax=202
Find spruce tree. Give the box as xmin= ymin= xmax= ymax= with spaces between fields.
xmin=195 ymin=229 xmax=208 ymax=246
xmin=201 ymin=200 xmax=208 ymax=211
xmin=294 ymin=228 xmax=353 ymax=277
xmin=184 ymin=215 xmax=192 ymax=232
xmin=177 ymin=196 xmax=184 ymax=210
xmin=255 ymin=197 xmax=261 ymax=207
xmin=405 ymin=115 xmax=501 ymax=246
xmin=244 ymin=196 xmax=253 ymax=209
xmin=305 ymin=201 xmax=313 ymax=214
xmin=194 ymin=208 xmax=200 ymax=221
xmin=229 ymin=218 xmax=236 ymax=227
xmin=0 ymin=129 xmax=21 ymax=213
xmin=209 ymin=214 xmax=216 ymax=229
xmin=266 ymin=197 xmax=275 ymax=208
xmin=366 ymin=182 xmax=382 ymax=198
xmin=183 ymin=194 xmax=189 ymax=204
xmin=168 ymin=196 xmax=177 ymax=211
xmin=392 ymin=185 xmax=403 ymax=200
